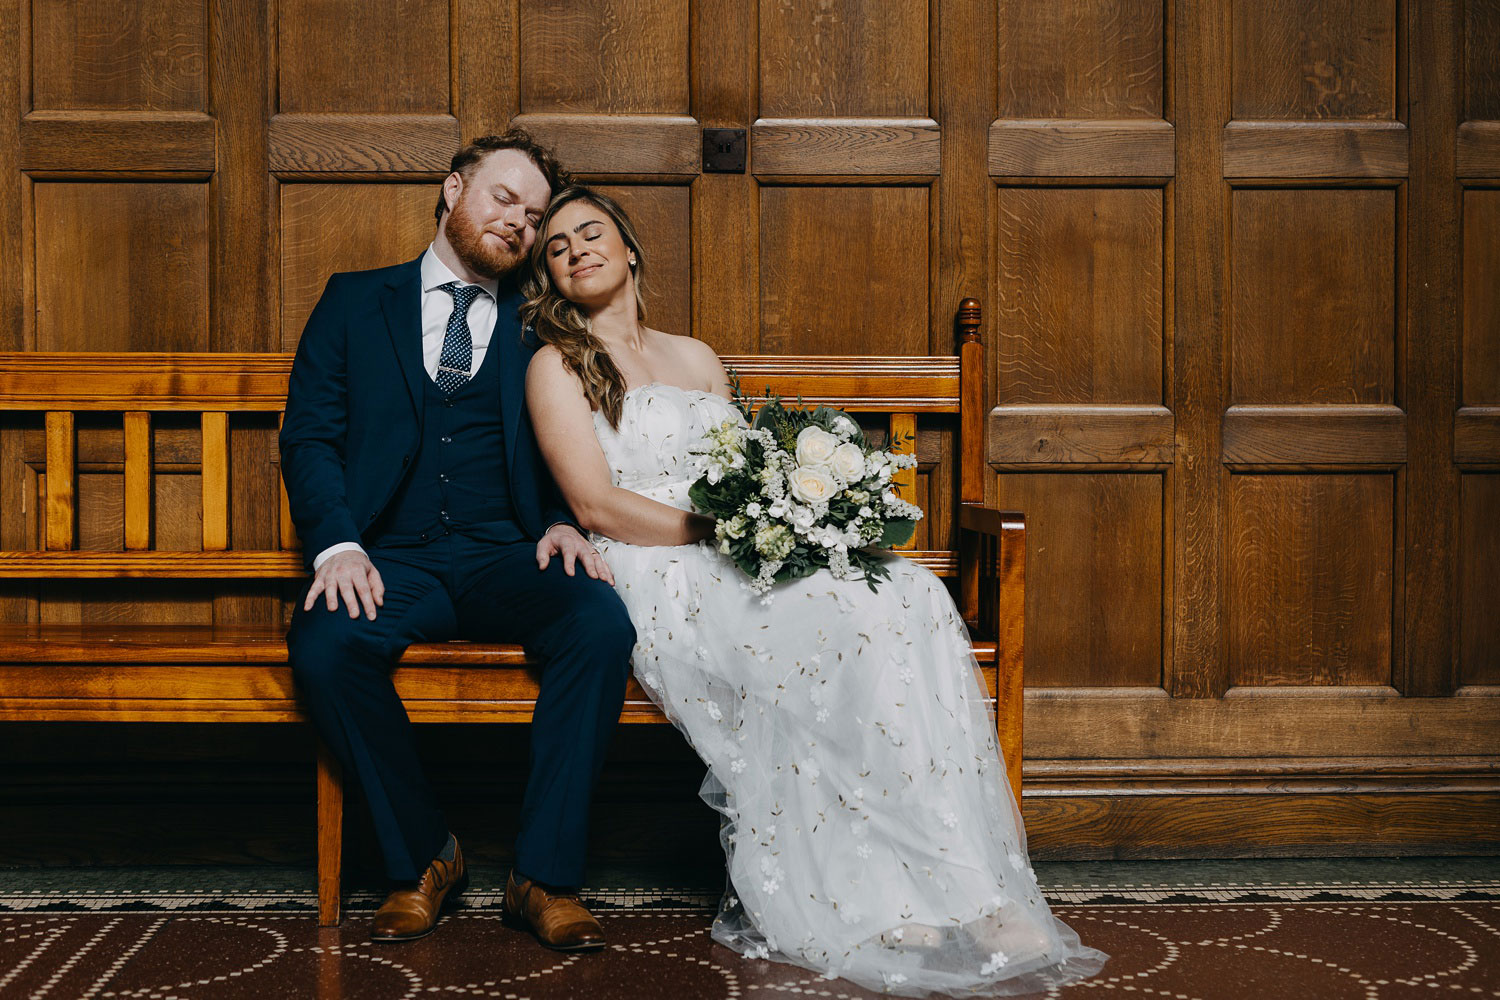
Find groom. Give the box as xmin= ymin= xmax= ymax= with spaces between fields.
xmin=280 ymin=129 xmax=633 ymax=950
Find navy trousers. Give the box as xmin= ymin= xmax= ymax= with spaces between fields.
xmin=287 ymin=533 xmax=635 ymax=885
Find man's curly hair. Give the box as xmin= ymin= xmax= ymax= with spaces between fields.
xmin=434 ymin=128 xmax=572 ymax=221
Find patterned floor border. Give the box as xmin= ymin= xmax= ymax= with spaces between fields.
xmin=4 ymin=879 xmax=1498 ymax=914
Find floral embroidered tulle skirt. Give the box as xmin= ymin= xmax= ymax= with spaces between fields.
xmin=595 ymin=529 xmax=1108 ymax=997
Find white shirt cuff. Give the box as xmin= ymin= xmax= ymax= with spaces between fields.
xmin=313 ymin=541 xmax=366 ymax=570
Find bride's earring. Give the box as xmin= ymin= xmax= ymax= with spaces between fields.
xmin=628 ymin=254 xmax=637 ymax=268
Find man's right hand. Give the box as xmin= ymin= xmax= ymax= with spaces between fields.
xmin=304 ymin=549 xmax=385 ymax=620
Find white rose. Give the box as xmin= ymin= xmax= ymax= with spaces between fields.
xmin=788 ymin=465 xmax=838 ymax=503
xmin=788 ymin=505 xmax=817 ymax=530
xmin=829 ymin=443 xmax=865 ymax=482
xmin=795 ymin=426 xmax=840 ymax=467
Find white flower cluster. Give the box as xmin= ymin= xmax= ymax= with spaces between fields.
xmin=692 ymin=409 xmax=923 ymax=598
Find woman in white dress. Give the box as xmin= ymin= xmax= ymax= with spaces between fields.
xmin=522 ymin=186 xmax=1107 ymax=997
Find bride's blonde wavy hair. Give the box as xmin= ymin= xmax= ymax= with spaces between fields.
xmin=521 ymin=186 xmax=649 ymax=429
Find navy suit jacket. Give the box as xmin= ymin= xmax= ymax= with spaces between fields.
xmin=279 ymin=254 xmax=575 ymax=568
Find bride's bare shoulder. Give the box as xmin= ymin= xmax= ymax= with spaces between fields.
xmin=649 ymin=330 xmax=729 ymax=395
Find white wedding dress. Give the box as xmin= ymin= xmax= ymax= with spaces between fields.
xmin=590 ymin=384 xmax=1107 ymax=997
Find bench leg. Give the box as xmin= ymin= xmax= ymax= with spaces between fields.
xmin=316 ymin=741 xmax=343 ymax=927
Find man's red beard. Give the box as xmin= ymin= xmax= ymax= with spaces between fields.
xmin=444 ymin=195 xmax=525 ymax=279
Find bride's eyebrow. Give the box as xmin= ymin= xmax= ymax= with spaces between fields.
xmin=545 ymin=220 xmax=606 ymax=246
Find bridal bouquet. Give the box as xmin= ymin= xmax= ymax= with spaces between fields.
xmin=689 ymin=392 xmax=923 ymax=596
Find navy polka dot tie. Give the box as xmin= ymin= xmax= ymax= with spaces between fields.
xmin=435 ymin=282 xmax=485 ymax=394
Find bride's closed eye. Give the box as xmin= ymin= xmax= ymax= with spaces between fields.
xmin=549 ymin=233 xmax=601 ymax=258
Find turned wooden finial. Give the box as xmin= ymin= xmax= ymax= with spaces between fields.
xmin=957 ymin=297 xmax=981 ymax=346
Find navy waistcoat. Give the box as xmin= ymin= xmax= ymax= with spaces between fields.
xmin=371 ymin=344 xmax=523 ymax=547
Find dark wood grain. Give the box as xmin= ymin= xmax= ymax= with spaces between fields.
xmin=279 ymin=184 xmax=436 ymax=351
xmin=0 ymin=0 xmax=20 ymax=352
xmin=1460 ymin=474 xmax=1500 ymax=686
xmin=1230 ymin=187 xmax=1396 ymax=405
xmin=1222 ymin=405 xmax=1407 ymax=465
xmin=1464 ymin=0 xmax=1500 ymax=120
xmin=1222 ymin=121 xmax=1409 ymax=178
xmin=1464 ymin=189 xmax=1500 ymax=405
xmin=20 ymin=112 xmax=216 ymax=172
xmin=1023 ymin=791 xmax=1500 ymax=858
xmin=759 ymin=0 xmax=927 ymax=117
xmin=1227 ymin=474 xmax=1394 ymax=687
xmin=509 ymin=114 xmax=699 ymax=176
xmin=1023 ymin=687 xmax=1500 ymax=759
xmin=1231 ymin=0 xmax=1398 ymax=120
xmin=997 ymin=0 xmax=1163 ymax=119
xmin=994 ymin=472 xmax=1163 ymax=688
xmin=277 ymin=0 xmax=449 ymax=114
xmin=1458 ymin=121 xmax=1500 ymax=177
xmin=519 ymin=0 xmax=688 ymax=114
xmin=1170 ymin=0 xmax=1227 ymax=698
xmin=988 ymin=405 xmax=1173 ymax=464
xmin=31 ymin=0 xmax=207 ymax=112
xmin=753 ymin=118 xmax=941 ymax=175
xmin=1455 ymin=406 xmax=1500 ymax=464
xmin=689 ymin=0 xmax=756 ymax=353
xmin=34 ymin=183 xmax=210 ymax=352
xmin=1403 ymin=0 xmax=1461 ymax=699
xmin=758 ymin=186 xmax=928 ymax=355
xmin=268 ymin=114 xmax=460 ymax=173
xmin=988 ymin=119 xmax=1175 ymax=177
xmin=995 ymin=186 xmax=1163 ymax=404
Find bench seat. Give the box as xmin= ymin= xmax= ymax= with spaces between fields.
xmin=0 ymin=623 xmax=1002 ymax=724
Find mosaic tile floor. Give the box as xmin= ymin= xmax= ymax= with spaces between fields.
xmin=3 ymin=860 xmax=1497 ymax=999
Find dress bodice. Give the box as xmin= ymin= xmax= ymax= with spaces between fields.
xmin=591 ymin=384 xmax=744 ymax=508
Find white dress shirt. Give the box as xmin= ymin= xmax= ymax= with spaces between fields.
xmin=311 ymin=246 xmax=500 ymax=570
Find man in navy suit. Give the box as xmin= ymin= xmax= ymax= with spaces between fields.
xmin=280 ymin=130 xmax=633 ymax=950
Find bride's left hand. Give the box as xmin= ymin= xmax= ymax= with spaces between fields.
xmin=536 ymin=523 xmax=615 ymax=585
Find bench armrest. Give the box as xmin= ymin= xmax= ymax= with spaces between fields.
xmin=957 ymin=503 xmax=1025 ymax=799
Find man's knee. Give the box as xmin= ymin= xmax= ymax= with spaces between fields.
xmin=557 ymin=587 xmax=636 ymax=668
xmin=287 ymin=607 xmax=387 ymax=692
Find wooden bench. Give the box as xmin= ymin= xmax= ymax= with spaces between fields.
xmin=0 ymin=298 xmax=1024 ymax=927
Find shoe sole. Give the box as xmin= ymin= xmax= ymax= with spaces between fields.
xmin=369 ymin=872 xmax=469 ymax=944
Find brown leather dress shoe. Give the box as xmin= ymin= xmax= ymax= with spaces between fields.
xmin=501 ymin=869 xmax=606 ymax=952
xmin=370 ymin=838 xmax=467 ymax=943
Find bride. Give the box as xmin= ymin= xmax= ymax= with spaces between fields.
xmin=522 ymin=186 xmax=1107 ymax=997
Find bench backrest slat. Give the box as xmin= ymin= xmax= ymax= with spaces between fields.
xmin=123 ymin=412 xmax=152 ymax=550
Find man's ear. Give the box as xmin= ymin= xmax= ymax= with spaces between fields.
xmin=441 ymin=172 xmax=463 ymax=217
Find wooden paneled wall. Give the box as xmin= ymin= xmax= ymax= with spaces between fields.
xmin=1 ymin=1 xmax=1497 ymax=859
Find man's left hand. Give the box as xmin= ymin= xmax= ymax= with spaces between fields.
xmin=536 ymin=523 xmax=614 ymax=585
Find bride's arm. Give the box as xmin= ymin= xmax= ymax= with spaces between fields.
xmin=526 ymin=348 xmax=715 ymax=547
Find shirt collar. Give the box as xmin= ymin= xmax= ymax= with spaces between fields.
xmin=421 ymin=244 xmax=500 ymax=300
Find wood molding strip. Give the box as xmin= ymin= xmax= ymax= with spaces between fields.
xmin=1457 ymin=121 xmax=1500 ymax=177
xmin=1222 ymin=404 xmax=1408 ymax=465
xmin=1223 ymin=120 xmax=1410 ymax=178
xmin=987 ymin=404 xmax=1174 ymax=464
xmin=510 ymin=114 xmax=701 ymax=176
xmin=0 ymin=353 xmax=959 ymax=411
xmin=1455 ymin=405 xmax=1500 ymax=464
xmin=1023 ymin=690 xmax=1500 ymax=758
xmin=753 ymin=117 xmax=942 ymax=175
xmin=268 ymin=113 xmax=461 ymax=172
xmin=20 ymin=111 xmax=216 ymax=172
xmin=988 ymin=118 xmax=1175 ymax=177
